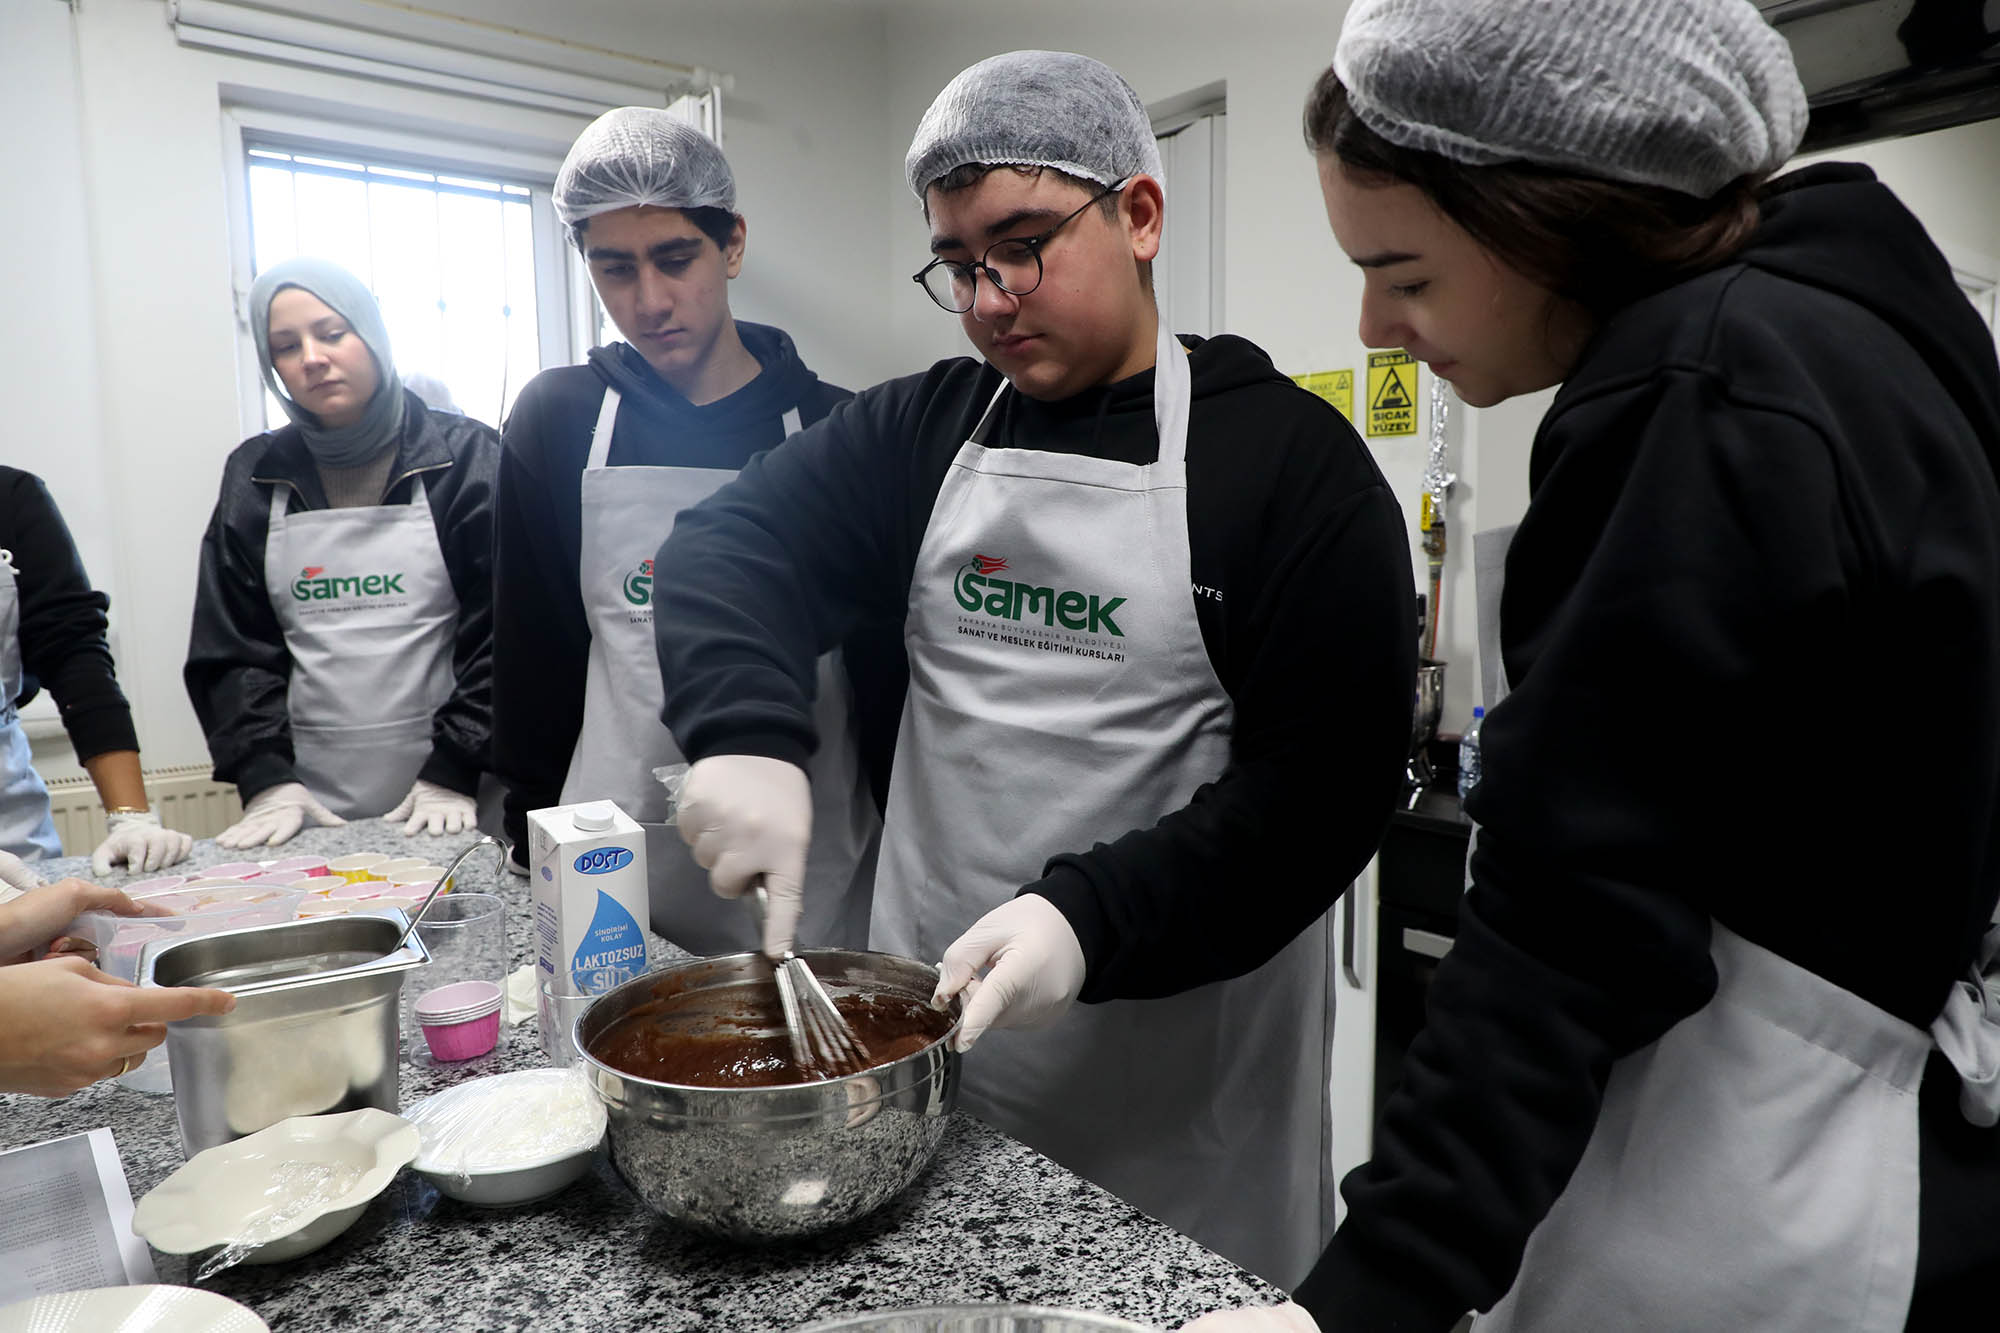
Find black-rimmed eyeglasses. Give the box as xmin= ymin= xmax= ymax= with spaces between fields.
xmin=912 ymin=179 xmax=1128 ymax=313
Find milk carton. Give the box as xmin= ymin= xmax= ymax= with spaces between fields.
xmin=528 ymin=800 xmax=649 ymax=997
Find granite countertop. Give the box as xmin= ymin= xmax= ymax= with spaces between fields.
xmin=4 ymin=825 xmax=1278 ymax=1331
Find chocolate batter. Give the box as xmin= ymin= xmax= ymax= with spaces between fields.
xmin=588 ymin=982 xmax=953 ymax=1087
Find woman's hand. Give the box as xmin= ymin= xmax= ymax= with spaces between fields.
xmin=0 ymin=878 xmax=160 ymax=966
xmin=0 ymin=956 xmax=235 ymax=1097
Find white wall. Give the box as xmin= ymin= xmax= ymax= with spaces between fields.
xmin=2 ymin=1 xmax=123 ymax=780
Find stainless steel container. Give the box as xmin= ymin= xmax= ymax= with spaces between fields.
xmin=140 ymin=911 xmax=429 ymax=1157
xmin=576 ymin=950 xmax=961 ymax=1241
xmin=796 ymin=1309 xmax=1156 ymax=1333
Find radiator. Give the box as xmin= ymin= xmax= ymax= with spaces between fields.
xmin=44 ymin=764 xmax=244 ymax=857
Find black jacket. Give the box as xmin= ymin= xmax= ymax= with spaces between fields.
xmin=185 ymin=391 xmax=499 ymax=802
xmin=653 ymin=332 xmax=1416 ymax=1001
xmin=1298 ymin=164 xmax=2000 ymax=1328
xmin=0 ymin=467 xmax=137 ymax=759
xmin=490 ymin=324 xmax=880 ymax=853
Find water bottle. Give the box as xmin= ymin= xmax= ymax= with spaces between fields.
xmin=1458 ymin=707 xmax=1485 ymax=799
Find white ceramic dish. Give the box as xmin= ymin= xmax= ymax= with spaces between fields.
xmin=132 ymin=1108 xmax=417 ymax=1263
xmin=404 ymin=1068 xmax=607 ymax=1205
xmin=0 ymin=1285 xmax=270 ymax=1333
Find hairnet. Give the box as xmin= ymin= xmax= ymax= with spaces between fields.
xmin=1333 ymin=0 xmax=1809 ymax=198
xmin=553 ymin=106 xmax=736 ymax=229
xmin=905 ymin=50 xmax=1164 ymax=199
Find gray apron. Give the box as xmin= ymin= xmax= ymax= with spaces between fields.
xmin=263 ymin=475 xmax=457 ymax=818
xmin=873 ymin=323 xmax=1337 ymax=1288
xmin=1465 ymin=525 xmax=1997 ymax=1330
xmin=0 ymin=554 xmax=61 ymax=860
xmin=560 ymin=386 xmax=879 ymax=955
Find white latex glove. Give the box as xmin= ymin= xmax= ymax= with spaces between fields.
xmin=90 ymin=810 xmax=194 ymax=877
xmin=675 ymin=755 xmax=812 ymax=957
xmin=215 ymin=781 xmax=346 ymax=849
xmin=0 ymin=848 xmax=41 ymax=898
xmin=1180 ymin=1303 xmax=1321 ymax=1332
xmin=932 ymin=893 xmax=1086 ymax=1052
xmin=384 ymin=779 xmax=477 ymax=837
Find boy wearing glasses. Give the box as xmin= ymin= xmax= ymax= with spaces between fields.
xmin=490 ymin=107 xmax=888 ymax=956
xmin=655 ymin=52 xmax=1413 ymax=1285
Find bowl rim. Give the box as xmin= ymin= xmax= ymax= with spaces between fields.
xmin=404 ymin=1070 xmax=608 ymax=1176
xmin=573 ymin=947 xmax=963 ymax=1094
xmin=794 ymin=1305 xmax=1158 ymax=1333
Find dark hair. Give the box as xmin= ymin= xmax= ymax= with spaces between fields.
xmin=923 ymin=162 xmax=1123 ymax=222
xmin=570 ymin=204 xmax=739 ymax=254
xmin=1302 ymin=69 xmax=1763 ymax=319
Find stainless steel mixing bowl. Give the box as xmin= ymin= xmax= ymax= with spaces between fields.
xmin=575 ymin=949 xmax=961 ymax=1241
xmin=796 ymin=1308 xmax=1156 ymax=1332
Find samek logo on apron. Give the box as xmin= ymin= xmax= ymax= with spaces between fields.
xmin=290 ymin=564 xmax=412 ymax=613
xmin=622 ymin=558 xmax=653 ymax=608
xmin=951 ymin=552 xmax=1130 ymax=662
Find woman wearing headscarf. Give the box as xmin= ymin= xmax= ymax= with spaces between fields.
xmin=1191 ymin=1 xmax=2000 ymax=1329
xmin=186 ymin=258 xmax=500 ymax=848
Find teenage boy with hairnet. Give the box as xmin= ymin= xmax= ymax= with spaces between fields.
xmin=655 ymin=51 xmax=1414 ymax=1286
xmin=490 ymin=107 xmax=889 ymax=955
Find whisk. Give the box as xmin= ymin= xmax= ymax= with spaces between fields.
xmin=749 ymin=879 xmax=872 ymax=1078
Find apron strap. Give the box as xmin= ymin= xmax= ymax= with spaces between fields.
xmin=781 ymin=406 xmax=802 ymax=437
xmin=967 ymin=321 xmax=1193 ymax=457
xmin=967 ymin=380 xmax=1011 ymax=446
xmin=1152 ymin=321 xmax=1191 ymax=468
xmin=585 ymin=387 xmax=622 ymax=471
xmin=1932 ymin=922 xmax=2000 ymax=1128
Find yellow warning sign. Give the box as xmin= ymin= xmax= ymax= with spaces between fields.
xmin=1291 ymin=369 xmax=1354 ymax=422
xmin=1366 ymin=350 xmax=1418 ymax=437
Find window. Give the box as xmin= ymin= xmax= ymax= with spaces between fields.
xmin=243 ymin=140 xmax=558 ymax=430
xmin=1152 ymin=89 xmax=1227 ymax=338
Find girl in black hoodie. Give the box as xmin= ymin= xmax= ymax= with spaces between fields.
xmin=1194 ymin=2 xmax=2000 ymax=1331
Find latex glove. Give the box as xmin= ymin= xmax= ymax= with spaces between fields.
xmin=1180 ymin=1303 xmax=1321 ymax=1332
xmin=0 ymin=955 xmax=235 ymax=1097
xmin=384 ymin=779 xmax=477 ymax=836
xmin=0 ymin=848 xmax=41 ymax=898
xmin=90 ymin=810 xmax=194 ymax=877
xmin=215 ymin=781 xmax=346 ymax=849
xmin=675 ymin=755 xmax=813 ymax=958
xmin=932 ymin=893 xmax=1086 ymax=1052
xmin=0 ymin=878 xmax=162 ymax=966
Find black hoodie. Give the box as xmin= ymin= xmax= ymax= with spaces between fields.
xmin=1297 ymin=164 xmax=2000 ymax=1329
xmin=653 ymin=332 xmax=1417 ymax=1001
xmin=490 ymin=322 xmax=867 ymax=850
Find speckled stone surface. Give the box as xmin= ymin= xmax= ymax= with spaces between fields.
xmin=5 ymin=827 xmax=1279 ymax=1330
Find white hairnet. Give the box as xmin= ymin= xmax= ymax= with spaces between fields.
xmin=905 ymin=50 xmax=1164 ymax=199
xmin=553 ymin=106 xmax=735 ymax=229
xmin=1333 ymin=0 xmax=1808 ymax=198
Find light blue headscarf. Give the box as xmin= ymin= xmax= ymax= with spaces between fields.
xmin=249 ymin=257 xmax=405 ymax=467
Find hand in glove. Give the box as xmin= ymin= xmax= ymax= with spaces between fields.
xmin=0 ymin=848 xmax=41 ymax=900
xmin=674 ymin=755 xmax=812 ymax=958
xmin=91 ymin=810 xmax=194 ymax=876
xmin=215 ymin=782 xmax=346 ymax=849
xmin=1179 ymin=1303 xmax=1321 ymax=1332
xmin=384 ymin=780 xmax=477 ymax=837
xmin=932 ymin=893 xmax=1086 ymax=1052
